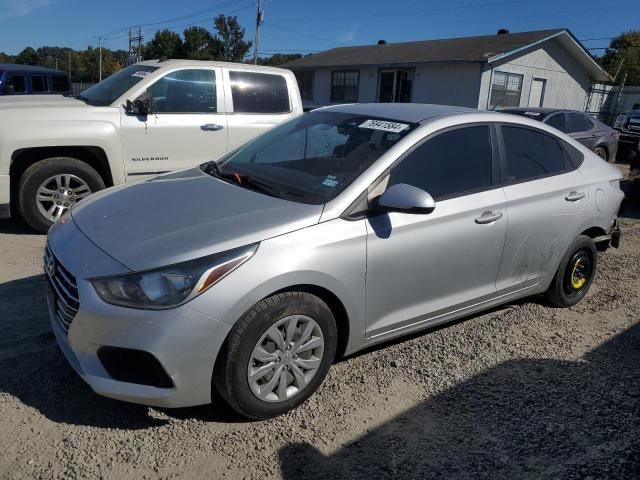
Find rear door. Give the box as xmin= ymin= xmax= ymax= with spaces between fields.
xmin=223 ymin=69 xmax=300 ymax=150
xmin=496 ymin=124 xmax=587 ymax=292
xmin=120 ymin=67 xmax=228 ymax=179
xmin=365 ymin=124 xmax=507 ymax=337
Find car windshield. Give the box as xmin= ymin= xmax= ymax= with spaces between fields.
xmin=202 ymin=111 xmax=418 ymax=204
xmin=78 ymin=65 xmax=158 ymax=106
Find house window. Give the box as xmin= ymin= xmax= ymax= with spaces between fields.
xmin=489 ymin=71 xmax=523 ymax=109
xmin=331 ymin=70 xmax=359 ymax=102
xmin=294 ymin=71 xmax=313 ymax=101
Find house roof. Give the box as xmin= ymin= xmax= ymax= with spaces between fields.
xmin=283 ymin=29 xmax=610 ymax=81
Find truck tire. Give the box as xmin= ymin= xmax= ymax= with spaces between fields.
xmin=18 ymin=157 xmax=105 ymax=233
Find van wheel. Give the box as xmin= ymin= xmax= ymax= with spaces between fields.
xmin=545 ymin=235 xmax=597 ymax=308
xmin=593 ymin=146 xmax=609 ymax=162
xmin=18 ymin=157 xmax=105 ymax=233
xmin=213 ymin=292 xmax=337 ymax=419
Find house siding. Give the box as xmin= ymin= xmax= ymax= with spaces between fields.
xmin=412 ymin=63 xmax=482 ymax=107
xmin=479 ymin=41 xmax=592 ymax=110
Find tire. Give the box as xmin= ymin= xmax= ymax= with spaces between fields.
xmin=593 ymin=146 xmax=610 ymax=163
xmin=545 ymin=235 xmax=597 ymax=308
xmin=213 ymin=292 xmax=337 ymax=419
xmin=18 ymin=157 xmax=105 ymax=233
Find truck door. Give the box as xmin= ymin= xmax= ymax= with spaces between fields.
xmin=120 ymin=67 xmax=228 ymax=180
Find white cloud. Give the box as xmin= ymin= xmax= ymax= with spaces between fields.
xmin=338 ymin=24 xmax=360 ymax=43
xmin=0 ymin=0 xmax=51 ymax=18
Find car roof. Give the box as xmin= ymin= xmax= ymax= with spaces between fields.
xmin=136 ymin=59 xmax=291 ymax=74
xmin=315 ymin=103 xmax=480 ymax=123
xmin=0 ymin=63 xmax=68 ymax=75
xmin=500 ymin=107 xmax=583 ymax=115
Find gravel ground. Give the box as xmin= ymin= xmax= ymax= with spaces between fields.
xmin=1 ymin=178 xmax=639 ymax=479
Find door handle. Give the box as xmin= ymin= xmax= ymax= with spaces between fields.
xmin=201 ymin=123 xmax=224 ymax=131
xmin=475 ymin=211 xmax=503 ymax=224
xmin=565 ymin=191 xmax=585 ymax=202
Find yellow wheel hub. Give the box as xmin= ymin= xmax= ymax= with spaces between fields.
xmin=570 ymin=259 xmax=586 ymax=289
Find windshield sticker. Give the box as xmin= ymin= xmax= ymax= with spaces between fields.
xmin=131 ymin=71 xmax=151 ymax=78
xmin=321 ymin=175 xmax=339 ymax=188
xmin=359 ymin=119 xmax=409 ymax=133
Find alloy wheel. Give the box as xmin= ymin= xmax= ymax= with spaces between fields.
xmin=36 ymin=174 xmax=92 ymax=222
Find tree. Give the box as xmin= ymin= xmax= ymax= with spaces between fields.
xmin=256 ymin=53 xmax=303 ymax=67
xmin=211 ymin=15 xmax=252 ymax=62
xmin=15 ymin=47 xmax=40 ymax=65
xmin=144 ymin=29 xmax=184 ymax=60
xmin=183 ymin=26 xmax=214 ymax=60
xmin=598 ymin=31 xmax=640 ymax=85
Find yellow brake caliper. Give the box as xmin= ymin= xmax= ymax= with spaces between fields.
xmin=571 ymin=259 xmax=586 ymax=289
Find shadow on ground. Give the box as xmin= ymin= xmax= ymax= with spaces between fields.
xmin=279 ymin=323 xmax=640 ymax=479
xmin=0 ymin=218 xmax=40 ymax=235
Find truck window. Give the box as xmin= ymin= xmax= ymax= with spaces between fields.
xmin=31 ymin=75 xmax=49 ymax=93
xmin=52 ymin=75 xmax=71 ymax=93
xmin=229 ymin=71 xmax=290 ymax=114
xmin=147 ymin=69 xmax=217 ymax=114
xmin=2 ymin=74 xmax=26 ymax=94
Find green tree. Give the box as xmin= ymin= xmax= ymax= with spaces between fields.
xmin=15 ymin=47 xmax=40 ymax=65
xmin=145 ymin=29 xmax=184 ymax=60
xmin=599 ymin=31 xmax=640 ymax=85
xmin=183 ymin=26 xmax=214 ymax=60
xmin=212 ymin=15 xmax=252 ymax=62
xmin=256 ymin=53 xmax=303 ymax=66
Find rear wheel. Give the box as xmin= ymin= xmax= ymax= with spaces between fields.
xmin=593 ymin=146 xmax=609 ymax=162
xmin=545 ymin=235 xmax=597 ymax=307
xmin=18 ymin=157 xmax=105 ymax=233
xmin=213 ymin=292 xmax=337 ymax=419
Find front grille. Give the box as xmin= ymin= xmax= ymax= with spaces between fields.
xmin=44 ymin=244 xmax=79 ymax=332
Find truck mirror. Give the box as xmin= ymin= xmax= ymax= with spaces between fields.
xmin=125 ymin=93 xmax=152 ymax=116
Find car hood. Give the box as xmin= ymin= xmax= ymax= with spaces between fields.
xmin=71 ymin=168 xmax=324 ymax=271
xmin=0 ymin=94 xmax=87 ymax=110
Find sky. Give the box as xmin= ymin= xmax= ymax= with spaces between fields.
xmin=0 ymin=0 xmax=638 ymax=57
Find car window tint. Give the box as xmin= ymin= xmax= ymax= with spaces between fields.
xmin=2 ymin=74 xmax=26 ymax=94
xmin=502 ymin=126 xmax=565 ymax=182
xmin=147 ymin=69 xmax=216 ymax=113
xmin=31 ymin=75 xmax=48 ymax=93
xmin=546 ymin=113 xmax=567 ymax=132
xmin=566 ymin=113 xmax=593 ymax=133
xmin=51 ymin=75 xmax=70 ymax=93
xmin=388 ymin=126 xmax=493 ymax=199
xmin=230 ymin=71 xmax=290 ymax=114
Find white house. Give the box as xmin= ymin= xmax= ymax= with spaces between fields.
xmin=283 ymin=29 xmax=611 ymax=111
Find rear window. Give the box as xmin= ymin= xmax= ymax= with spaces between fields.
xmin=230 ymin=71 xmax=290 ymax=114
xmin=565 ymin=113 xmax=593 ymax=133
xmin=502 ymin=126 xmax=566 ymax=183
xmin=51 ymin=75 xmax=70 ymax=93
xmin=2 ymin=74 xmax=26 ymax=94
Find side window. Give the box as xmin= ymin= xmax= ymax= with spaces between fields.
xmin=565 ymin=113 xmax=593 ymax=133
xmin=387 ymin=126 xmax=493 ymax=199
xmin=31 ymin=75 xmax=49 ymax=93
xmin=146 ymin=69 xmax=216 ymax=113
xmin=2 ymin=74 xmax=26 ymax=94
xmin=502 ymin=126 xmax=566 ymax=183
xmin=546 ymin=113 xmax=567 ymax=132
xmin=229 ymin=71 xmax=290 ymax=114
xmin=52 ymin=75 xmax=71 ymax=93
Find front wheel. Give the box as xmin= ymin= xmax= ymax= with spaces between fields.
xmin=18 ymin=157 xmax=105 ymax=233
xmin=545 ymin=235 xmax=597 ymax=307
xmin=213 ymin=292 xmax=337 ymax=419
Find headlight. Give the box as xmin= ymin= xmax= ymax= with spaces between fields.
xmin=92 ymin=244 xmax=258 ymax=309
xmin=614 ymin=115 xmax=626 ymax=129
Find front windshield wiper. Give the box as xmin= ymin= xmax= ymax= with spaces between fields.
xmin=202 ymin=162 xmax=301 ymax=200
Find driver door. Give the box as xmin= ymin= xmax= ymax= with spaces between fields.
xmin=365 ymin=124 xmax=507 ymax=338
xmin=120 ymin=67 xmax=227 ymax=179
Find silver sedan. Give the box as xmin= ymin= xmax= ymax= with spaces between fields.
xmin=45 ymin=103 xmax=624 ymax=419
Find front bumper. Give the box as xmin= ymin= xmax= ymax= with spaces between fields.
xmin=46 ymin=218 xmax=232 ymax=408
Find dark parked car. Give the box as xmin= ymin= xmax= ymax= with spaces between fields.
xmin=613 ymin=109 xmax=640 ymax=163
xmin=0 ymin=64 xmax=71 ymax=96
xmin=501 ymin=108 xmax=618 ymax=162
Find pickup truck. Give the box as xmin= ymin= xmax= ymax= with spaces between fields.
xmin=0 ymin=60 xmax=303 ymax=232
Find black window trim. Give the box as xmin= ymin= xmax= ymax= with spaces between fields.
xmin=228 ymin=70 xmax=293 ymax=115
xmin=330 ymin=70 xmax=360 ymax=103
xmin=495 ymin=122 xmax=583 ymax=187
xmin=342 ymin=122 xmax=501 ymax=219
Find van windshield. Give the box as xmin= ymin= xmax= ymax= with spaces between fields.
xmin=202 ymin=111 xmax=418 ymax=204
xmin=78 ymin=65 xmax=158 ymax=106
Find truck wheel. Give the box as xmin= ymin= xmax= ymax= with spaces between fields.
xmin=18 ymin=157 xmax=105 ymax=233
xmin=213 ymin=292 xmax=337 ymax=419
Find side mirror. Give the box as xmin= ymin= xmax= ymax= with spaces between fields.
xmin=125 ymin=92 xmax=152 ymax=116
xmin=375 ymin=183 xmax=436 ymax=214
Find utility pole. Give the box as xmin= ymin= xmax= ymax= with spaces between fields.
xmin=128 ymin=27 xmax=143 ymax=64
xmin=98 ymin=36 xmax=103 ymax=82
xmin=253 ymin=0 xmax=264 ymax=64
